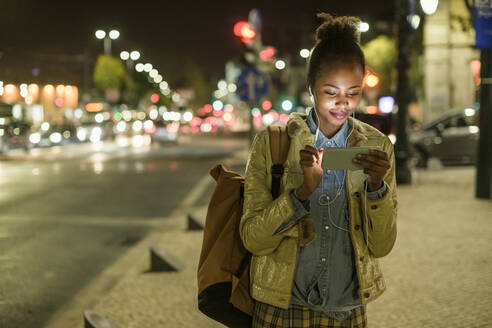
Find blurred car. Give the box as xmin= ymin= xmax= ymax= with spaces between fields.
xmin=31 ymin=123 xmax=78 ymax=148
xmin=150 ymin=120 xmax=178 ymax=143
xmin=0 ymin=120 xmax=33 ymax=153
xmin=77 ymin=121 xmax=114 ymax=143
xmin=410 ymin=107 xmax=479 ymax=167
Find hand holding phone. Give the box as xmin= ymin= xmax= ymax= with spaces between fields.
xmin=321 ymin=147 xmax=375 ymax=171
xmin=352 ymin=148 xmax=391 ymax=191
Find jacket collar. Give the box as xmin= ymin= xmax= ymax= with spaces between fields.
xmin=286 ymin=111 xmax=368 ymax=147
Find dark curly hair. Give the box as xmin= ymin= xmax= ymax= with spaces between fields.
xmin=307 ymin=13 xmax=366 ymax=89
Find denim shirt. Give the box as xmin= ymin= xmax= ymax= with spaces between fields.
xmin=284 ymin=109 xmax=386 ymax=321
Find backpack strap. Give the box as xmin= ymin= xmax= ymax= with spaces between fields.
xmin=267 ymin=125 xmax=290 ymax=199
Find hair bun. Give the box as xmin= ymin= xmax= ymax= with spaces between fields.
xmin=315 ymin=13 xmax=361 ymax=45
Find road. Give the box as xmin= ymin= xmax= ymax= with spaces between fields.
xmin=0 ymin=134 xmax=248 ymax=328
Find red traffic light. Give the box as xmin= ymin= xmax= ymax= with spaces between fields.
xmin=259 ymin=46 xmax=275 ymax=60
xmin=262 ymin=100 xmax=272 ymax=110
xmin=233 ymin=21 xmax=256 ymax=43
xmin=150 ymin=93 xmax=160 ymax=103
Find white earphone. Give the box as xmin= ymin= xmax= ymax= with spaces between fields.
xmin=308 ymin=86 xmax=321 ymax=145
xmin=309 ymin=86 xmax=315 ymax=104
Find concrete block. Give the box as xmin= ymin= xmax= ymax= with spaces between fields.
xmin=187 ymin=214 xmax=204 ymax=231
xmin=150 ymin=246 xmax=184 ymax=272
xmin=83 ymin=310 xmax=121 ymax=328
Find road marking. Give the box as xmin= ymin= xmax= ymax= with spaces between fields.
xmin=41 ymin=172 xmax=214 ymax=328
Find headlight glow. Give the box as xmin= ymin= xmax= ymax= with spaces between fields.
xmin=116 ymin=121 xmax=127 ymax=132
xmin=92 ymin=127 xmax=102 ymax=136
xmin=77 ymin=129 xmax=87 ymax=141
xmin=29 ymin=132 xmax=41 ymax=144
xmin=49 ymin=132 xmax=62 ymax=143
xmin=132 ymin=120 xmax=143 ymax=132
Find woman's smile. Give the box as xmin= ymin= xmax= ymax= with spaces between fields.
xmin=329 ymin=111 xmax=348 ymax=120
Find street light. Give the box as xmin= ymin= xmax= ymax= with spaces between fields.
xmin=420 ymin=0 xmax=439 ymax=15
xmin=95 ymin=30 xmax=106 ymax=39
xmin=149 ymin=69 xmax=158 ymax=78
xmin=217 ymin=80 xmax=227 ymax=90
xmin=395 ymin=0 xmax=412 ymax=184
xmin=300 ymin=49 xmax=310 ymax=59
xmin=275 ymin=59 xmax=286 ymax=70
xmin=359 ymin=22 xmax=370 ymax=32
xmin=120 ymin=51 xmax=130 ymax=60
xmin=109 ymin=30 xmax=120 ymax=40
xmin=95 ymin=29 xmax=120 ymax=55
xmin=120 ymin=50 xmax=141 ymax=70
xmin=408 ymin=14 xmax=421 ymax=30
xmin=143 ymin=63 xmax=152 ymax=72
xmin=135 ymin=63 xmax=144 ymax=72
xmin=130 ymin=51 xmax=140 ymax=61
xmin=159 ymin=81 xmax=169 ymax=90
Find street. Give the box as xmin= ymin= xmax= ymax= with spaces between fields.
xmin=0 ymin=135 xmax=248 ymax=328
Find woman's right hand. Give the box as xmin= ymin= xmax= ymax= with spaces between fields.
xmin=296 ymin=146 xmax=324 ymax=201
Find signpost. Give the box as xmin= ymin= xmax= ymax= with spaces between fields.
xmin=236 ymin=68 xmax=270 ymax=143
xmin=233 ymin=9 xmax=269 ymax=144
xmin=473 ymin=0 xmax=492 ymax=199
xmin=236 ymin=68 xmax=269 ymax=103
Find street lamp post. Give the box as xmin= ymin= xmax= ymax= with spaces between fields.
xmin=476 ymin=49 xmax=492 ymax=199
xmin=95 ymin=29 xmax=120 ymax=55
xmin=120 ymin=50 xmax=140 ymax=71
xmin=395 ymin=0 xmax=412 ymax=184
xmin=472 ymin=0 xmax=492 ymax=199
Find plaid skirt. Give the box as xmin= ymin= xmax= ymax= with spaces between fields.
xmin=252 ymin=302 xmax=367 ymax=328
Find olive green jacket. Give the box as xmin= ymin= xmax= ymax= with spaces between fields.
xmin=240 ymin=112 xmax=397 ymax=309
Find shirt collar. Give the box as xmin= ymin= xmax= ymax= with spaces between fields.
xmin=307 ymin=108 xmax=349 ymax=148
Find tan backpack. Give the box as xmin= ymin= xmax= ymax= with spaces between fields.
xmin=197 ymin=125 xmax=290 ymax=327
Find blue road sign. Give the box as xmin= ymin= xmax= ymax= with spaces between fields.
xmin=236 ymin=68 xmax=269 ymax=103
xmin=473 ymin=0 xmax=492 ymax=49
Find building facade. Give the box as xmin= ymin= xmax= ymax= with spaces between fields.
xmin=423 ymin=0 xmax=479 ymax=123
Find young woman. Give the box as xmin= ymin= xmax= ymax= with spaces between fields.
xmin=240 ymin=13 xmax=397 ymax=328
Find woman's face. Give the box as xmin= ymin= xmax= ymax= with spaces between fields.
xmin=312 ymin=60 xmax=364 ymax=136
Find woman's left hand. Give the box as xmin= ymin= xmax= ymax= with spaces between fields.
xmin=353 ymin=148 xmax=391 ymax=191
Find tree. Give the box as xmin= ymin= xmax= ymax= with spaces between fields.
xmin=362 ymin=35 xmax=397 ymax=95
xmin=183 ymin=60 xmax=214 ymax=107
xmin=363 ymin=35 xmax=423 ymax=100
xmin=93 ymin=55 xmax=135 ymax=102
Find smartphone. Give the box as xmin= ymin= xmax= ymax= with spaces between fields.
xmin=321 ymin=147 xmax=375 ymax=171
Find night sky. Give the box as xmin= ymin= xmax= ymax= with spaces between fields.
xmin=0 ymin=0 xmax=395 ymax=87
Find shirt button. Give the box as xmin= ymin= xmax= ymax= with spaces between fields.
xmin=355 ymin=224 xmax=361 ymax=230
xmin=322 ymin=288 xmax=327 ymax=292
xmin=371 ymin=205 xmax=378 ymax=210
xmin=325 ymin=226 xmax=329 ymax=230
xmin=321 ymin=258 xmax=327 ymax=262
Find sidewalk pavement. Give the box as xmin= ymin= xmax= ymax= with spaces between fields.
xmin=45 ymin=164 xmax=492 ymax=328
